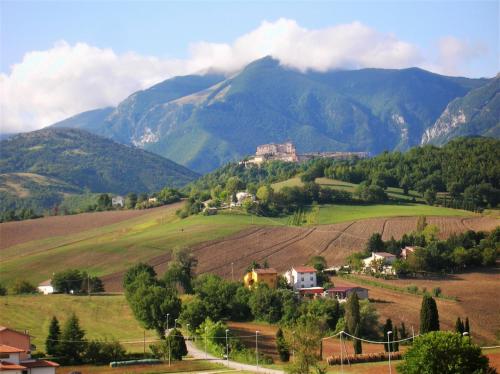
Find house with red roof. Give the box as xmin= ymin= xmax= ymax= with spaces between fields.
xmin=284 ymin=266 xmax=317 ymax=290
xmin=0 ymin=328 xmax=59 ymax=373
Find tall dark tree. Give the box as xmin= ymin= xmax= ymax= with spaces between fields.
xmin=419 ymin=295 xmax=440 ymax=334
xmin=383 ymin=319 xmax=393 ymax=352
xmin=455 ymin=317 xmax=464 ymax=334
xmin=276 ymin=328 xmax=290 ymax=362
xmin=46 ymin=316 xmax=61 ymax=356
xmin=393 ymin=326 xmax=399 ymax=352
xmin=58 ymin=313 xmax=86 ymax=363
xmin=366 ymin=233 xmax=385 ymax=252
xmin=165 ymin=328 xmax=188 ymax=360
xmin=344 ymin=292 xmax=360 ymax=335
xmin=464 ymin=317 xmax=470 ymax=335
xmin=400 ymin=322 xmax=407 ymax=339
xmin=353 ymin=324 xmax=362 ymax=354
xmin=123 ymin=262 xmax=156 ymax=289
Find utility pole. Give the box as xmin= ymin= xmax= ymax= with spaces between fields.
xmin=340 ymin=331 xmax=343 ymax=374
xmin=205 ymin=326 xmax=208 ymax=359
xmin=255 ymin=330 xmax=259 ymax=367
xmin=225 ymin=329 xmax=230 ymax=367
xmin=88 ymin=273 xmax=90 ymax=298
xmin=143 ymin=330 xmax=145 ymax=355
xmin=411 ymin=325 xmax=415 ymax=343
xmin=231 ymin=262 xmax=234 ymax=281
xmin=166 ymin=313 xmax=171 ymax=366
xmin=387 ymin=330 xmax=392 ymax=374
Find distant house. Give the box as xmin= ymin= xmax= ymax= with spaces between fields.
xmin=284 ymin=266 xmax=317 ymax=290
xmin=363 ymin=252 xmax=397 ymax=275
xmin=148 ymin=197 xmax=158 ymax=204
xmin=401 ymin=246 xmax=417 ymax=260
xmin=244 ymin=268 xmax=278 ymax=289
xmin=111 ymin=195 xmax=124 ymax=207
xmin=231 ymin=192 xmax=255 ymax=207
xmin=0 ymin=327 xmax=58 ymax=373
xmin=298 ymin=287 xmax=325 ymax=299
xmin=325 ymin=286 xmax=369 ymax=302
xmin=37 ymin=280 xmax=55 ymax=295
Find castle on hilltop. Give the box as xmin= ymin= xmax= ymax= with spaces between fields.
xmin=244 ymin=142 xmax=368 ymax=165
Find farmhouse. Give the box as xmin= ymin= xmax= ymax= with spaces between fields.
xmin=284 ymin=266 xmax=317 ymax=290
xmin=243 ymin=268 xmax=278 ymax=289
xmin=401 ymin=246 xmax=417 ymax=260
xmin=0 ymin=327 xmax=58 ymax=374
xmin=298 ymin=287 xmax=325 ymax=299
xmin=325 ymin=286 xmax=369 ymax=302
xmin=363 ymin=252 xmax=397 ymax=275
xmin=37 ymin=280 xmax=55 ymax=295
xmin=230 ymin=192 xmax=256 ymax=207
xmin=111 ymin=195 xmax=124 ymax=207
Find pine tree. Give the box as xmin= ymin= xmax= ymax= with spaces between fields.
xmin=344 ymin=292 xmax=360 ymax=334
xmin=400 ymin=322 xmax=407 ymax=339
xmin=383 ymin=319 xmax=393 ymax=352
xmin=455 ymin=317 xmax=464 ymax=334
xmin=276 ymin=328 xmax=290 ymax=362
xmin=419 ymin=294 xmax=439 ymax=333
xmin=353 ymin=324 xmax=362 ymax=355
xmin=46 ymin=316 xmax=60 ymax=356
xmin=393 ymin=326 xmax=399 ymax=352
xmin=464 ymin=317 xmax=470 ymax=335
xmin=58 ymin=313 xmax=86 ymax=363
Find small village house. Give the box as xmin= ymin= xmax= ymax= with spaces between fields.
xmin=325 ymin=286 xmax=369 ymax=302
xmin=37 ymin=280 xmax=55 ymax=295
xmin=243 ymin=268 xmax=278 ymax=289
xmin=230 ymin=192 xmax=255 ymax=207
xmin=111 ymin=195 xmax=124 ymax=207
xmin=401 ymin=246 xmax=417 ymax=260
xmin=0 ymin=327 xmax=58 ymax=374
xmin=362 ymin=252 xmax=397 ymax=274
xmin=298 ymin=287 xmax=325 ymax=299
xmin=284 ymin=266 xmax=317 ymax=290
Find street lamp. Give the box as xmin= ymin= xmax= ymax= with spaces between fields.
xmin=174 ymin=319 xmax=178 ymax=329
xmin=225 ymin=329 xmax=230 ymax=367
xmin=387 ymin=331 xmax=393 ymax=374
xmin=166 ymin=313 xmax=170 ymax=366
xmin=187 ymin=324 xmax=190 ymax=340
xmin=166 ymin=313 xmax=170 ymax=331
xmin=255 ymin=330 xmax=259 ymax=367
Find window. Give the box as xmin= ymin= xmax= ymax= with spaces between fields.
xmin=310 ymin=276 xmax=313 ymax=281
xmin=301 ymin=277 xmax=304 ymax=281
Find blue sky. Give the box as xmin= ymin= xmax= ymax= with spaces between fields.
xmin=1 ymin=1 xmax=498 ymax=133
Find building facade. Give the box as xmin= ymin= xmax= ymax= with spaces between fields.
xmin=284 ymin=266 xmax=317 ymax=290
xmin=243 ymin=268 xmax=278 ymax=289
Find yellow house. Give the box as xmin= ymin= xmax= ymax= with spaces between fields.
xmin=243 ymin=268 xmax=278 ymax=289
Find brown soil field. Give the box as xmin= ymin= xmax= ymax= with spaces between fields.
xmin=0 ymin=204 xmax=182 ymax=250
xmin=227 ymin=321 xmax=279 ymax=360
xmin=337 ymin=269 xmax=500 ymax=346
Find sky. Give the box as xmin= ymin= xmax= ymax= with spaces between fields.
xmin=1 ymin=0 xmax=498 ymax=133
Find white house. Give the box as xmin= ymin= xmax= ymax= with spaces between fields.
xmin=231 ymin=192 xmax=255 ymax=207
xmin=284 ymin=266 xmax=317 ymax=290
xmin=111 ymin=195 xmax=124 ymax=207
xmin=37 ymin=280 xmax=55 ymax=295
xmin=363 ymin=252 xmax=397 ymax=275
xmin=0 ymin=343 xmax=58 ymax=374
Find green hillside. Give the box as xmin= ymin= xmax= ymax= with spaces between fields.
xmin=49 ymin=57 xmax=492 ymax=173
xmin=0 ymin=128 xmax=199 ymax=212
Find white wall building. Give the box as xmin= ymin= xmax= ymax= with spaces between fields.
xmin=284 ymin=266 xmax=317 ymax=290
xmin=111 ymin=195 xmax=125 ymax=207
xmin=37 ymin=280 xmax=55 ymax=295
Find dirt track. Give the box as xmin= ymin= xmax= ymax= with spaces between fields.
xmin=102 ymin=215 xmax=499 ymax=291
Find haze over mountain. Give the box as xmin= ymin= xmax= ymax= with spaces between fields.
xmin=0 ymin=128 xmax=199 ymax=211
xmin=52 ymin=57 xmax=496 ymax=173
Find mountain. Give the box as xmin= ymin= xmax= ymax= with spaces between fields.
xmin=421 ymin=75 xmax=500 ymax=145
xmin=0 ymin=128 xmax=199 ymax=205
xmin=50 ymin=57 xmax=493 ymax=173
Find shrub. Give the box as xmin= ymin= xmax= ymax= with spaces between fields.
xmin=406 ymin=285 xmax=418 ymax=294
xmin=432 ymin=287 xmax=441 ymax=297
xmin=12 ymin=279 xmax=37 ymax=294
xmin=0 ymin=282 xmax=7 ymax=296
xmin=84 ymin=339 xmax=126 ymax=364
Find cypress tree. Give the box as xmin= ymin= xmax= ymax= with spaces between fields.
xmin=400 ymin=322 xmax=407 ymax=339
xmin=419 ymin=294 xmax=439 ymax=333
xmin=46 ymin=316 xmax=60 ymax=356
xmin=58 ymin=313 xmax=86 ymax=363
xmin=353 ymin=324 xmax=362 ymax=355
xmin=455 ymin=317 xmax=464 ymax=334
xmin=276 ymin=328 xmax=290 ymax=362
xmin=344 ymin=292 xmax=360 ymax=334
xmin=383 ymin=319 xmax=393 ymax=352
xmin=464 ymin=317 xmax=470 ymax=335
xmin=393 ymin=326 xmax=399 ymax=352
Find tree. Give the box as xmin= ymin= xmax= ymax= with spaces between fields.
xmin=366 ymin=233 xmax=385 ymax=252
xmin=397 ymin=331 xmax=489 ymax=374
xmin=125 ymin=193 xmax=137 ymax=209
xmin=84 ymin=339 xmax=125 ymax=363
xmin=455 ymin=317 xmax=464 ymax=334
xmin=164 ymin=247 xmax=198 ymax=293
xmin=285 ymin=317 xmax=323 ymax=374
xmin=344 ymin=292 xmax=360 ymax=334
xmin=276 ymin=328 xmax=290 ymax=362
xmin=419 ymin=294 xmax=439 ymax=333
xmin=383 ymin=319 xmax=393 ymax=352
xmin=464 ymin=317 xmax=470 ymax=335
xmin=424 ymin=189 xmax=437 ymax=205
xmin=165 ymin=328 xmax=188 ymax=360
xmin=123 ymin=263 xmax=156 ymax=290
xmin=52 ymin=269 xmax=84 ymax=294
xmin=12 ymin=280 xmax=37 ymax=294
xmin=249 ymin=284 xmax=282 ymax=323
xmin=180 ymin=296 xmax=207 ymax=332
xmin=58 ymin=313 xmax=86 ymax=363
xmin=353 ymin=324 xmax=362 ymax=354
xmin=193 ymin=274 xmax=237 ymax=321
xmin=0 ymin=282 xmax=6 ymax=296
xmin=97 ymin=194 xmax=112 ymax=210
xmin=393 ymin=326 xmax=399 ymax=352
xmin=46 ymin=316 xmax=61 ymax=356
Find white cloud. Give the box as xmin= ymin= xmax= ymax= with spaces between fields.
xmin=0 ymin=19 xmax=487 ymax=133
xmin=435 ymin=36 xmax=488 ymax=76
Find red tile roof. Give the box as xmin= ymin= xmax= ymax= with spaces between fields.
xmin=38 ymin=279 xmax=52 ymax=287
xmin=254 ymin=268 xmax=277 ymax=274
xmin=0 ymin=361 xmax=27 ymax=370
xmin=21 ymin=360 xmax=60 ymax=368
xmin=0 ymin=344 xmax=25 ymax=353
xmin=293 ymin=266 xmax=316 ymax=273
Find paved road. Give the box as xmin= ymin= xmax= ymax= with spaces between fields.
xmin=185 ymin=339 xmax=284 ymax=374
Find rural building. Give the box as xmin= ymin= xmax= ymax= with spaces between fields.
xmin=230 ymin=192 xmax=256 ymax=207
xmin=325 ymin=286 xmax=369 ymax=302
xmin=401 ymin=246 xmax=417 ymax=260
xmin=111 ymin=195 xmax=124 ymax=207
xmin=148 ymin=197 xmax=158 ymax=204
xmin=284 ymin=266 xmax=317 ymax=290
xmin=0 ymin=327 xmax=58 ymax=373
xmin=363 ymin=252 xmax=397 ymax=275
xmin=244 ymin=268 xmax=278 ymax=289
xmin=37 ymin=280 xmax=55 ymax=295
xmin=298 ymin=287 xmax=325 ymax=299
